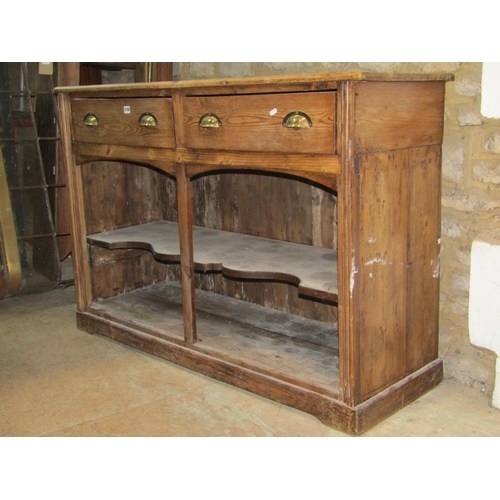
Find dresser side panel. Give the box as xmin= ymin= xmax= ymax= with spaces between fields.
xmin=353 ymin=81 xmax=446 ymax=154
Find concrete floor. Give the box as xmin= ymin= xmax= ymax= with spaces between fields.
xmin=1 ymin=285 xmax=500 ymax=437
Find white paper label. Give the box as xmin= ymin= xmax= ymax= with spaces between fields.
xmin=269 ymin=108 xmax=278 ymax=116
xmin=124 ymin=106 xmax=131 ymax=114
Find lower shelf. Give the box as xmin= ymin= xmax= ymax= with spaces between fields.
xmin=90 ymin=281 xmax=340 ymax=397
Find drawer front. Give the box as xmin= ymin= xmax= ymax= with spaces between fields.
xmin=182 ymin=92 xmax=335 ymax=154
xmin=71 ymin=98 xmax=174 ymax=148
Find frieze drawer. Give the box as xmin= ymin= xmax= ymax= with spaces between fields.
xmin=71 ymin=97 xmax=175 ymax=149
xmin=182 ymin=92 xmax=336 ymax=154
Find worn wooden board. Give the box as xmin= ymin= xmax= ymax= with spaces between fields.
xmin=90 ymin=246 xmax=167 ymax=299
xmin=81 ymin=161 xmax=173 ymax=235
xmin=89 ymin=281 xmax=339 ymax=394
xmin=55 ymin=71 xmax=454 ymax=97
xmin=346 ymin=147 xmax=442 ymax=404
xmin=87 ymin=220 xmax=338 ymax=302
xmin=406 ymin=146 xmax=441 ymax=373
xmin=355 ymin=150 xmax=408 ymax=401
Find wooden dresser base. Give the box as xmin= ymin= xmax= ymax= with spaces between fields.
xmin=76 ymin=310 xmax=442 ymax=435
xmin=56 ymin=73 xmax=452 ymax=436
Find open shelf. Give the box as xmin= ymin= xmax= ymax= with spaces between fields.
xmin=88 ymin=220 xmax=339 ymax=302
xmin=90 ymin=281 xmax=340 ymax=396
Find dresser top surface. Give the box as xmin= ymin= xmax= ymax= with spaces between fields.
xmin=55 ymin=71 xmax=455 ymax=96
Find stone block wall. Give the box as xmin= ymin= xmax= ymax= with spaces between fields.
xmin=173 ymin=62 xmax=498 ymax=396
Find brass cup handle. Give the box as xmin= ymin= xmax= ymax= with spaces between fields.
xmin=283 ymin=111 xmax=312 ymax=129
xmin=139 ymin=112 xmax=158 ymax=127
xmin=83 ymin=113 xmax=99 ymax=127
xmin=198 ymin=113 xmax=222 ymax=128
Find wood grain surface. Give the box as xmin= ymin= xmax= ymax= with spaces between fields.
xmin=182 ymin=92 xmax=335 ymax=154
xmin=71 ymin=98 xmax=175 ymax=148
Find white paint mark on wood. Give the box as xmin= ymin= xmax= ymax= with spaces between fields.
xmin=350 ymin=256 xmax=358 ymax=296
xmin=365 ymin=257 xmax=386 ymax=266
xmin=432 ymin=259 xmax=440 ymax=278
